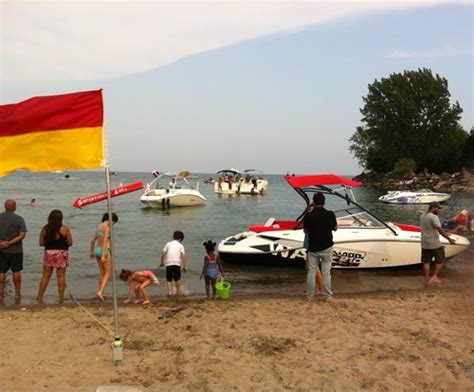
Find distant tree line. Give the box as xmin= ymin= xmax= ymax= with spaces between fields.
xmin=349 ymin=68 xmax=471 ymax=174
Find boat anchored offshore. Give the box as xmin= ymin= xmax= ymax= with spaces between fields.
xmin=217 ymin=174 xmax=469 ymax=268
xmin=378 ymin=190 xmax=451 ymax=204
xmin=140 ymin=171 xmax=206 ymax=208
xmin=214 ymin=169 xmax=268 ymax=195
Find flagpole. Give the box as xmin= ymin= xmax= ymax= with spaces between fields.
xmin=103 ymin=136 xmax=123 ymax=365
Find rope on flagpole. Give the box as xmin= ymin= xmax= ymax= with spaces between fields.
xmin=68 ymin=290 xmax=115 ymax=336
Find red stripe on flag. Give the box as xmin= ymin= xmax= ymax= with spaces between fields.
xmin=0 ymin=90 xmax=103 ymax=137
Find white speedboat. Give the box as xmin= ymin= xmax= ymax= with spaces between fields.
xmin=140 ymin=171 xmax=206 ymax=208
xmin=214 ymin=169 xmax=268 ymax=195
xmin=217 ymin=174 xmax=469 ymax=268
xmin=379 ymin=190 xmax=451 ymax=204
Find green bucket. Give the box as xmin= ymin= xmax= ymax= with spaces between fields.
xmin=215 ymin=280 xmax=231 ymax=300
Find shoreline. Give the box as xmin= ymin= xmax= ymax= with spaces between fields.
xmin=353 ymin=169 xmax=474 ymax=194
xmin=0 ymin=281 xmax=471 ymax=310
xmin=1 ymin=244 xmax=473 ymax=307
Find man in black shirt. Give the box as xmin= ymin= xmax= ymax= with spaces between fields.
xmin=303 ymin=192 xmax=337 ymax=301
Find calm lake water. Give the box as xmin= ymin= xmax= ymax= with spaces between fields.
xmin=0 ymin=171 xmax=472 ymax=305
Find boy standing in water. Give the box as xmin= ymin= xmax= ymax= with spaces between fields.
xmin=159 ymin=231 xmax=187 ymax=296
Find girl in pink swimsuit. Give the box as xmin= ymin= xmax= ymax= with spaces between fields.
xmin=120 ymin=269 xmax=159 ymax=305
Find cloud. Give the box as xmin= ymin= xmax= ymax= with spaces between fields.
xmin=0 ymin=0 xmax=454 ymax=88
xmin=386 ymin=46 xmax=473 ymax=58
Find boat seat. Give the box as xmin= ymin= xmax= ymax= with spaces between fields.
xmin=264 ymin=217 xmax=276 ymax=227
xmin=249 ymin=220 xmax=298 ymax=233
xmin=337 ymin=219 xmax=354 ymax=227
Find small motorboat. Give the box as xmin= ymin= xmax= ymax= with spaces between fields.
xmin=140 ymin=171 xmax=206 ymax=208
xmin=214 ymin=169 xmax=268 ymax=195
xmin=217 ymin=174 xmax=469 ymax=268
xmin=379 ymin=189 xmax=451 ymax=204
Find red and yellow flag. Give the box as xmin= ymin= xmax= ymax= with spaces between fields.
xmin=0 ymin=90 xmax=104 ymax=176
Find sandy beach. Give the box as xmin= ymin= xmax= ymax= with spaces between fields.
xmin=1 ymin=282 xmax=473 ymax=391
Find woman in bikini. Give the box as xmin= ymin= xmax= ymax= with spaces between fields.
xmin=37 ymin=210 xmax=73 ymax=303
xmin=89 ymin=212 xmax=118 ymax=301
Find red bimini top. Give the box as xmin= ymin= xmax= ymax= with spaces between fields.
xmin=284 ymin=174 xmax=362 ymax=188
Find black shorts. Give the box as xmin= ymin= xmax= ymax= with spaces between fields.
xmin=421 ymin=247 xmax=446 ymax=264
xmin=166 ymin=265 xmax=181 ymax=282
xmin=0 ymin=252 xmax=24 ymax=273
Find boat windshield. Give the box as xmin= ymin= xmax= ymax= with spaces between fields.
xmin=244 ymin=169 xmax=265 ymax=179
xmin=332 ymin=206 xmax=386 ymax=229
xmin=216 ymin=170 xmax=242 ymax=181
xmin=150 ymin=173 xmax=197 ymax=190
xmin=292 ymin=181 xmax=388 ymax=230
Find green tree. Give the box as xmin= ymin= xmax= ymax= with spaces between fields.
xmin=349 ymin=68 xmax=467 ymax=173
xmin=393 ymin=158 xmax=417 ymax=175
xmin=460 ymin=127 xmax=474 ymax=169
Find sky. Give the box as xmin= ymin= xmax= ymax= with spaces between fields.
xmin=1 ymin=0 xmax=472 ymax=175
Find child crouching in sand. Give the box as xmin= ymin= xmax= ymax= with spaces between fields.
xmin=120 ymin=269 xmax=159 ymax=305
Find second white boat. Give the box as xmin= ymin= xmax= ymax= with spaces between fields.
xmin=379 ymin=189 xmax=451 ymax=204
xmin=140 ymin=171 xmax=206 ymax=208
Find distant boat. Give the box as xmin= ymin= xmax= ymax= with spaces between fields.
xmin=378 ymin=190 xmax=451 ymax=204
xmin=140 ymin=171 xmax=206 ymax=208
xmin=214 ymin=169 xmax=268 ymax=195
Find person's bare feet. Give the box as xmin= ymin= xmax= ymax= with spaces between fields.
xmin=133 ymin=299 xmax=141 ymax=304
xmin=142 ymin=300 xmax=151 ymax=305
xmin=96 ymin=292 xmax=105 ymax=301
xmin=429 ymin=276 xmax=442 ymax=284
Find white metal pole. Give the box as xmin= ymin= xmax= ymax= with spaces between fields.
xmin=103 ymin=136 xmax=123 ymax=365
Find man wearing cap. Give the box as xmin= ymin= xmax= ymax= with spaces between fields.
xmin=420 ymin=201 xmax=455 ymax=284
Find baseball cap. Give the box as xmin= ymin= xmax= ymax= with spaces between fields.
xmin=428 ymin=201 xmax=441 ymax=209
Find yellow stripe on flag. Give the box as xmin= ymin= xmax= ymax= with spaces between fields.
xmin=0 ymin=127 xmax=103 ymax=176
